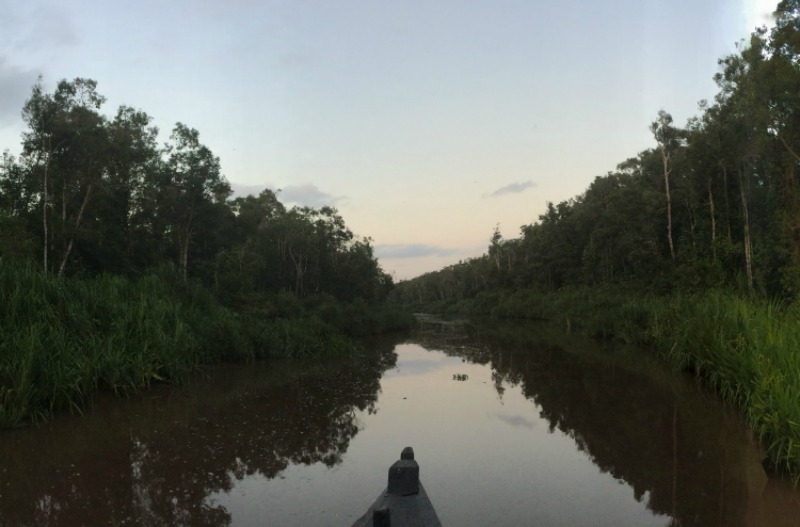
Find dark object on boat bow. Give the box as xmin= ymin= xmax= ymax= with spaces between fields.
xmin=351 ymin=447 xmax=442 ymax=527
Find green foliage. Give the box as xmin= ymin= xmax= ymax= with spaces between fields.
xmin=391 ymin=10 xmax=800 ymax=309
xmin=257 ymin=318 xmax=357 ymax=358
xmin=0 ymin=259 xmax=409 ymax=428
xmin=654 ymin=293 xmax=800 ymax=481
xmin=0 ymin=77 xmax=408 ymax=430
xmin=0 ymin=213 xmax=35 ymax=259
xmin=457 ymin=286 xmax=800 ymax=482
xmin=1 ymin=78 xmax=394 ymax=311
xmin=0 ymin=261 xmax=208 ymax=426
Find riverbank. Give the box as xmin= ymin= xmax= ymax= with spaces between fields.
xmin=407 ymin=287 xmax=800 ymax=483
xmin=0 ymin=260 xmax=413 ymax=428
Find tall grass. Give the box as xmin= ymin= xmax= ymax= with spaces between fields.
xmin=0 ymin=262 xmax=209 ymax=427
xmin=655 ymin=293 xmax=800 ymax=481
xmin=458 ymin=286 xmax=800 ymax=481
xmin=0 ymin=260 xmax=405 ymax=428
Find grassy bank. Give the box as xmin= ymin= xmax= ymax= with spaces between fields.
xmin=411 ymin=287 xmax=800 ymax=482
xmin=654 ymin=294 xmax=800 ymax=481
xmin=0 ymin=260 xmax=413 ymax=428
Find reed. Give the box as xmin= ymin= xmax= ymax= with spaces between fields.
xmin=0 ymin=259 xmax=411 ymax=427
xmin=493 ymin=287 xmax=800 ymax=481
xmin=0 ymin=262 xmax=194 ymax=426
xmin=432 ymin=285 xmax=800 ymax=480
xmin=655 ymin=293 xmax=800 ymax=481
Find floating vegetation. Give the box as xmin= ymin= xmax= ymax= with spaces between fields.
xmin=452 ymin=374 xmax=469 ymax=381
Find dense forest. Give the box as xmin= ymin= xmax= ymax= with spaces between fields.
xmin=0 ymin=76 xmax=409 ymax=428
xmin=391 ymin=1 xmax=800 ymax=481
xmin=0 ymin=77 xmax=392 ymax=301
xmin=393 ymin=3 xmax=800 ymax=305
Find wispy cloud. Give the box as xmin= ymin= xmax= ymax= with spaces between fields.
xmin=229 ymin=182 xmax=269 ymax=198
xmin=0 ymin=4 xmax=79 ymax=128
xmin=279 ymin=183 xmax=344 ymax=208
xmin=229 ymin=182 xmax=344 ymax=209
xmin=487 ymin=180 xmax=536 ymax=198
xmin=4 ymin=5 xmax=79 ymax=54
xmin=0 ymin=57 xmax=37 ymax=126
xmin=32 ymin=7 xmax=79 ymax=50
xmin=374 ymin=244 xmax=459 ymax=260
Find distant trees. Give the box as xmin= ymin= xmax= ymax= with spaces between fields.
xmin=1 ymin=77 xmax=393 ymax=307
xmin=394 ymin=6 xmax=800 ymax=305
xmin=214 ymin=200 xmax=391 ymax=305
xmin=160 ymin=123 xmax=230 ymax=278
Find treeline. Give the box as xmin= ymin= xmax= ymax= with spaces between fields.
xmin=390 ymin=2 xmax=800 ymax=480
xmin=0 ymin=78 xmax=410 ymax=427
xmin=0 ymin=77 xmax=393 ymax=305
xmin=393 ymin=2 xmax=800 ymax=307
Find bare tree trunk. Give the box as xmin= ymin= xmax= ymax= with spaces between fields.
xmin=739 ymin=166 xmax=754 ymax=291
xmin=685 ymin=198 xmax=697 ymax=249
xmin=778 ymin=133 xmax=800 ymax=164
xmin=62 ymin=178 xmax=67 ymax=222
xmin=42 ymin=154 xmax=50 ymax=272
xmin=58 ymin=183 xmax=93 ymax=276
xmin=180 ymin=237 xmax=189 ymax=279
xmin=177 ymin=207 xmax=195 ymax=279
xmin=660 ymin=147 xmax=675 ymax=259
xmin=288 ymin=247 xmax=305 ymax=295
xmin=708 ymin=177 xmax=716 ymax=259
xmin=721 ymin=164 xmax=732 ymax=241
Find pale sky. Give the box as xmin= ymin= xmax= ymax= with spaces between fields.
xmin=0 ymin=0 xmax=779 ymax=279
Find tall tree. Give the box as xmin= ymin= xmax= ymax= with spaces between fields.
xmin=763 ymin=2 xmax=800 ymax=293
xmin=94 ymin=106 xmax=160 ymax=273
xmin=650 ymin=110 xmax=682 ymax=260
xmin=21 ymin=78 xmax=60 ymax=271
xmin=21 ymin=77 xmax=109 ymax=275
xmin=714 ymin=34 xmax=772 ymax=293
xmin=159 ymin=123 xmax=230 ymax=278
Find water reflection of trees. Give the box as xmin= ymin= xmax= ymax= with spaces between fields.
xmin=413 ymin=318 xmax=800 ymax=527
xmin=0 ymin=342 xmax=396 ymax=526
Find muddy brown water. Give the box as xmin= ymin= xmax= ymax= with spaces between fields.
xmin=1 ymin=318 xmax=799 ymax=526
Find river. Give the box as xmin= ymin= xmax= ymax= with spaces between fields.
xmin=1 ymin=317 xmax=798 ymax=526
